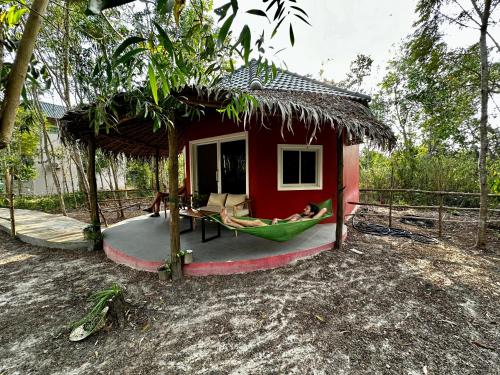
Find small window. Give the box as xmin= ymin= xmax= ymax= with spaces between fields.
xmin=277 ymin=144 xmax=322 ymax=190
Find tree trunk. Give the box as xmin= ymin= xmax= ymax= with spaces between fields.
xmin=110 ymin=159 xmax=124 ymax=218
xmin=62 ymin=0 xmax=71 ymax=108
xmin=67 ymin=152 xmax=77 ymax=207
xmin=154 ymin=149 xmax=160 ymax=192
xmin=168 ymin=120 xmax=182 ymax=280
xmin=476 ymin=0 xmax=491 ymax=250
xmin=334 ymin=131 xmax=344 ymax=250
xmin=0 ymin=0 xmax=50 ymax=149
xmin=107 ymin=166 xmax=115 ymax=191
xmin=99 ymin=169 xmax=105 ymax=190
xmin=106 ymin=165 xmax=121 ymax=218
xmin=0 ymin=23 xmax=4 ymax=76
xmin=71 ymin=148 xmax=91 ymax=209
xmin=87 ymin=133 xmax=101 ymax=251
xmin=61 ymin=156 xmax=70 ymax=195
xmin=42 ymin=127 xmax=67 ymax=215
xmin=4 ymin=146 xmax=15 ymax=238
xmin=40 ymin=125 xmax=49 ymax=194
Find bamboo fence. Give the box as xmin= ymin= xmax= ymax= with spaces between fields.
xmin=349 ymin=188 xmax=500 ymax=237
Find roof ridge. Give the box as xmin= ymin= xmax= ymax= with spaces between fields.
xmin=226 ymin=58 xmax=371 ymax=102
xmin=40 ymin=101 xmax=66 ymax=109
xmin=274 ymin=65 xmax=371 ymax=101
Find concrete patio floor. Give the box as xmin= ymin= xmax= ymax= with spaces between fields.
xmin=0 ymin=208 xmax=87 ymax=250
xmin=103 ymin=212 xmax=346 ymax=276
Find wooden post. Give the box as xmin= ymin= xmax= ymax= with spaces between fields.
xmin=438 ymin=193 xmax=443 ymax=237
xmin=334 ymin=131 xmax=344 ymax=250
xmin=154 ymin=148 xmax=160 ymax=193
xmin=5 ymin=167 xmax=15 ymax=238
xmin=388 ymin=164 xmax=394 ymax=227
xmin=8 ymin=177 xmax=15 ymax=238
xmin=4 ymin=145 xmax=15 ymax=237
xmin=87 ymin=133 xmax=101 ymax=251
xmin=168 ymin=118 xmax=182 ymax=280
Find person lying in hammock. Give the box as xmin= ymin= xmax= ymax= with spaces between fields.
xmin=220 ymin=203 xmax=328 ymax=228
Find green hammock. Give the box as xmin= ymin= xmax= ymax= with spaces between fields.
xmin=210 ymin=199 xmax=333 ymax=242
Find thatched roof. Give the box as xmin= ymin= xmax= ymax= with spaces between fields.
xmin=60 ymin=62 xmax=395 ymax=158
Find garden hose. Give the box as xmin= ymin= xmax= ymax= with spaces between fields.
xmin=352 ymin=211 xmax=439 ymax=245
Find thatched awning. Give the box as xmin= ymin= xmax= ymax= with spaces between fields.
xmin=60 ymin=69 xmax=395 ymax=157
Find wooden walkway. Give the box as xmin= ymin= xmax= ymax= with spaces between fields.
xmin=0 ymin=208 xmax=87 ymax=250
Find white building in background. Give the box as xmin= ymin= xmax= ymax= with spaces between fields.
xmin=22 ymin=102 xmax=125 ymax=196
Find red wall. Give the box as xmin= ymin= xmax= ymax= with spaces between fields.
xmin=247 ymin=119 xmax=337 ymax=222
xmin=182 ymin=112 xmax=359 ymax=223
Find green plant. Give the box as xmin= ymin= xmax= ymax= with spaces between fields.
xmin=159 ymin=260 xmax=171 ymax=272
xmin=83 ymin=225 xmax=103 ymax=241
xmin=71 ymin=283 xmax=122 ymax=332
xmin=176 ymin=250 xmax=187 ymax=259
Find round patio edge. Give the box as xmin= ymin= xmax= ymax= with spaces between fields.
xmin=103 ymin=233 xmax=347 ymax=276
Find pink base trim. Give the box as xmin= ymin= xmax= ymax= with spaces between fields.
xmin=104 ymin=242 xmax=164 ymax=272
xmin=103 ymin=231 xmax=347 ymax=276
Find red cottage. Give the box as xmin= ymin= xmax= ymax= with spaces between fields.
xmin=60 ymin=61 xmax=395 ymax=275
xmin=180 ymin=62 xmax=393 ymax=221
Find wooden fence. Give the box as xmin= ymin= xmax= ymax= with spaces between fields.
xmin=348 ymin=188 xmax=500 ymax=237
xmin=0 ymin=189 xmax=155 ymax=235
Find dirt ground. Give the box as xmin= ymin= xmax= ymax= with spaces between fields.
xmin=0 ymin=208 xmax=499 ymax=374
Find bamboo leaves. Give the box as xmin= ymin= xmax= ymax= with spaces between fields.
xmin=112 ymin=37 xmax=146 ymax=60
xmin=147 ymin=63 xmax=158 ymax=105
xmin=218 ymin=14 xmax=235 ymax=46
xmin=154 ymin=22 xmax=174 ymax=58
xmin=239 ymin=26 xmax=251 ymax=63
xmin=113 ymin=48 xmax=147 ymax=67
xmin=246 ymin=9 xmax=269 ymax=20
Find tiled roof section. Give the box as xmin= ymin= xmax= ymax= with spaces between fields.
xmin=40 ymin=101 xmax=66 ymax=119
xmin=222 ymin=60 xmax=371 ymax=102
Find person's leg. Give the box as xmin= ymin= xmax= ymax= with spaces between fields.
xmin=221 ymin=208 xmax=267 ymax=227
xmin=227 ymin=216 xmax=268 ymax=227
xmin=220 ymin=208 xmax=244 ymax=228
xmin=144 ymin=192 xmax=164 ymax=213
xmin=154 ymin=192 xmax=168 ymax=214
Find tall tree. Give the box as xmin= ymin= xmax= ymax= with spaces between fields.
xmin=0 ymin=0 xmax=49 ymax=148
xmin=414 ymin=0 xmax=499 ymax=250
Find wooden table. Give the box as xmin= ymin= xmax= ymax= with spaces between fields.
xmin=179 ymin=209 xmax=221 ymax=242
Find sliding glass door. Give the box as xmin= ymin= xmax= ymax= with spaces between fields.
xmin=192 ymin=133 xmax=247 ymax=196
xmin=196 ymin=143 xmax=218 ymax=196
xmin=220 ymin=139 xmax=246 ymax=194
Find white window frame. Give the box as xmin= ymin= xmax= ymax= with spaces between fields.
xmin=189 ymin=132 xmax=249 ymax=196
xmin=277 ymin=144 xmax=323 ymax=191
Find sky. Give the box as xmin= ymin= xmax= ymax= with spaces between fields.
xmin=212 ymin=0 xmax=498 ymax=127
xmin=42 ymin=0 xmax=421 ymax=104
xmin=213 ymin=0 xmax=421 ymax=94
xmin=42 ymin=0 xmax=498 ymax=123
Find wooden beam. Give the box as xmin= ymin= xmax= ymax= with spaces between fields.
xmin=97 ymin=133 xmax=161 ymax=155
xmin=334 ymin=131 xmax=344 ymax=250
xmin=5 ymin=161 xmax=15 ymax=238
xmin=155 ymin=148 xmax=160 ymax=192
xmin=87 ymin=132 xmax=101 ymax=250
xmin=359 ymin=188 xmax=500 ymax=197
xmin=168 ymin=118 xmax=182 ymax=280
xmin=347 ymin=201 xmax=500 ymax=213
